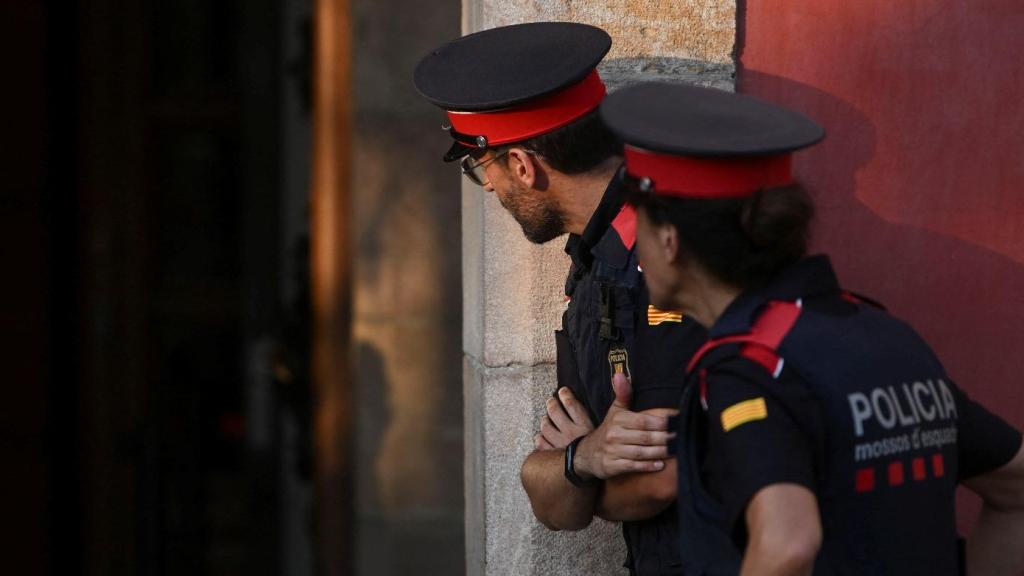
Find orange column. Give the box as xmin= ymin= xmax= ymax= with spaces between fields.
xmin=312 ymin=0 xmax=353 ymax=574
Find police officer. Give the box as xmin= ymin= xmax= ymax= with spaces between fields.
xmin=414 ymin=23 xmax=706 ymax=575
xmin=602 ymin=81 xmax=1024 ymax=575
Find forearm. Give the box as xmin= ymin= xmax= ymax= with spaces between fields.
xmin=596 ymin=459 xmax=676 ymax=522
xmin=967 ymin=504 xmax=1024 ymax=576
xmin=520 ymin=449 xmax=598 ymax=531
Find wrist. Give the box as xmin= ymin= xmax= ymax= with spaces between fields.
xmin=565 ymin=435 xmax=597 ymax=486
xmin=575 ymin=435 xmax=597 ymax=479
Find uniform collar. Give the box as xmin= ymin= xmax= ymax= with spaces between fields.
xmin=564 ymin=167 xmax=627 ymax=270
xmin=709 ymin=255 xmax=840 ymax=338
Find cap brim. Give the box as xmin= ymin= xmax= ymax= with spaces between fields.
xmin=443 ymin=140 xmax=477 ymax=162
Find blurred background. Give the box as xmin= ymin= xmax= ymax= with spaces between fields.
xmin=6 ymin=1 xmax=464 ymax=574
xmin=10 ymin=1 xmax=1024 ymax=575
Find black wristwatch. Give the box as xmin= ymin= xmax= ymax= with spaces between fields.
xmin=564 ymin=435 xmax=597 ymax=487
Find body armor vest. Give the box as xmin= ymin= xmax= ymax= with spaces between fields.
xmin=557 ymin=204 xmax=689 ymax=576
xmin=678 ymin=292 xmax=961 ymax=576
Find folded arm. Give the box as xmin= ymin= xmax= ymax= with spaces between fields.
xmin=521 ymin=449 xmax=599 ymax=531
xmin=596 ymin=408 xmax=679 ymax=522
xmin=521 ymin=379 xmax=671 ymax=530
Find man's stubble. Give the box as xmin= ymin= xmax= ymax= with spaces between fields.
xmin=498 ymin=179 xmax=567 ymax=245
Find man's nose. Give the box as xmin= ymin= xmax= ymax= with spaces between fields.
xmin=483 ymin=181 xmax=495 ymax=193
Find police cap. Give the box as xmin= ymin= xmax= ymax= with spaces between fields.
xmin=414 ymin=22 xmax=612 ymax=161
xmin=601 ymin=83 xmax=825 ymax=198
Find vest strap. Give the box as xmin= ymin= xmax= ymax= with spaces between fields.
xmin=687 ymin=300 xmax=802 ymax=408
xmin=598 ymin=283 xmax=618 ymax=340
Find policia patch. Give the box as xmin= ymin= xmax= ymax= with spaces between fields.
xmin=608 ymin=347 xmax=631 ymax=380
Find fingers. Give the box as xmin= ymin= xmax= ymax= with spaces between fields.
xmin=540 ymin=415 xmax=559 ymax=439
xmin=607 ymin=428 xmax=675 ymax=447
xmin=611 ymin=373 xmax=633 ymax=410
xmin=609 ymin=443 xmax=670 ymax=461
xmin=557 ymin=387 xmax=593 ymax=429
xmin=534 ymin=433 xmax=555 ymax=451
xmin=610 ymin=458 xmax=665 ymax=474
xmin=612 ymin=410 xmax=670 ymax=432
xmin=545 ymin=397 xmax=571 ymax=430
xmin=538 ymin=417 xmax=565 ymax=449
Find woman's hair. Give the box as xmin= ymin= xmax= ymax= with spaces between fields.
xmin=630 ymin=184 xmax=814 ymax=289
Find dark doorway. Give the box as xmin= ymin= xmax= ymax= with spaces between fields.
xmin=10 ymin=1 xmax=464 ymax=574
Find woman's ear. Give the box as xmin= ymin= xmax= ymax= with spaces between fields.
xmin=659 ymin=222 xmax=682 ymax=265
xmin=507 ymin=148 xmax=536 ymax=189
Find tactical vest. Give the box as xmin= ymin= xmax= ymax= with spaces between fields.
xmin=558 ymin=205 xmax=641 ymax=424
xmin=677 ymin=293 xmax=961 ymax=576
xmin=557 ymin=204 xmax=686 ymax=576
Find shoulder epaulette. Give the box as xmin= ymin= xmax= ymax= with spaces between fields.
xmin=611 ymin=204 xmax=636 ymax=251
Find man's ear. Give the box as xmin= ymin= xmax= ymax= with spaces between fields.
xmin=507 ymin=148 xmax=537 ymax=189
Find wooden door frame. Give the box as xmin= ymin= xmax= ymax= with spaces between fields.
xmin=312 ymin=1 xmax=354 ymax=574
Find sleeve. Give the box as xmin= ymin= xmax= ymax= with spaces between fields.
xmin=953 ymin=384 xmax=1023 ymax=480
xmin=701 ymin=357 xmax=819 ymax=538
xmin=629 ymin=317 xmax=707 ymax=412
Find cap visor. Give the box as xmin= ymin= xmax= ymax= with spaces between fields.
xmin=443 ymin=140 xmax=477 ymax=162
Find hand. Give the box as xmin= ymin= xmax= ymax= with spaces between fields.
xmin=535 ymin=387 xmax=595 ymax=451
xmin=572 ymin=373 xmax=673 ymax=480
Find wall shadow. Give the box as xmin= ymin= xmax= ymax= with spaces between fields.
xmin=739 ymin=70 xmax=1024 ymax=532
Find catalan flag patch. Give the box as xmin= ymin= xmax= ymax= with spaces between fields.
xmin=721 ymin=397 xmax=768 ymax=432
xmin=647 ymin=305 xmax=683 ymax=326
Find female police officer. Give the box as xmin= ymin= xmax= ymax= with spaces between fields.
xmin=601 ymin=82 xmax=1024 ymax=575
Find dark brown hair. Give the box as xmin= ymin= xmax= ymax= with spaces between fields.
xmin=630 ymin=184 xmax=814 ymax=288
xmin=492 ymin=109 xmax=623 ymax=174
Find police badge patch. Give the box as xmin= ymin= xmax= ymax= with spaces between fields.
xmin=608 ymin=347 xmax=631 ymax=381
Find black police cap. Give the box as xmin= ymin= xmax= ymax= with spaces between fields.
xmin=414 ymin=22 xmax=612 ymax=161
xmin=601 ymin=83 xmax=824 ymax=199
xmin=601 ymin=82 xmax=824 ymax=158
xmin=414 ymin=22 xmax=611 ymax=111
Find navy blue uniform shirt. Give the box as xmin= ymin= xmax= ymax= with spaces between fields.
xmin=558 ymin=173 xmax=706 ymax=576
xmin=680 ymin=256 xmax=1022 ymax=575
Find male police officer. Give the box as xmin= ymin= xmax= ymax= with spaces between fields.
xmin=414 ymin=23 xmax=705 ymax=575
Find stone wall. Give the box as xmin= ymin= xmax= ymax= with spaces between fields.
xmin=350 ymin=0 xmax=465 ymax=574
xmin=461 ymin=3 xmax=737 ymax=575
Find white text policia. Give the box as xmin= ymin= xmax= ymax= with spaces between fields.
xmin=848 ymin=379 xmax=958 ymax=437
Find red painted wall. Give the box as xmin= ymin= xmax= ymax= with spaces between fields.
xmin=739 ymin=0 xmax=1024 ymax=534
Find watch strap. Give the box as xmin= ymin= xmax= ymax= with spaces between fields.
xmin=564 ymin=435 xmax=596 ymax=487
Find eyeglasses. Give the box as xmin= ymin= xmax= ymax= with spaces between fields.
xmin=460 ymin=150 xmax=510 ymax=186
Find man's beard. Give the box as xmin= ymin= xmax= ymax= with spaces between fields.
xmin=520 ymin=205 xmax=564 ymax=244
xmin=499 ymin=182 xmax=566 ymax=244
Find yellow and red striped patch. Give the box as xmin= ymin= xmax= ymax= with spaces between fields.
xmin=721 ymin=397 xmax=768 ymax=432
xmin=647 ymin=305 xmax=683 ymax=326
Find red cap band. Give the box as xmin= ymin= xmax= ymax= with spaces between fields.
xmin=447 ymin=70 xmax=606 ymax=147
xmin=624 ymin=146 xmax=794 ymax=199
